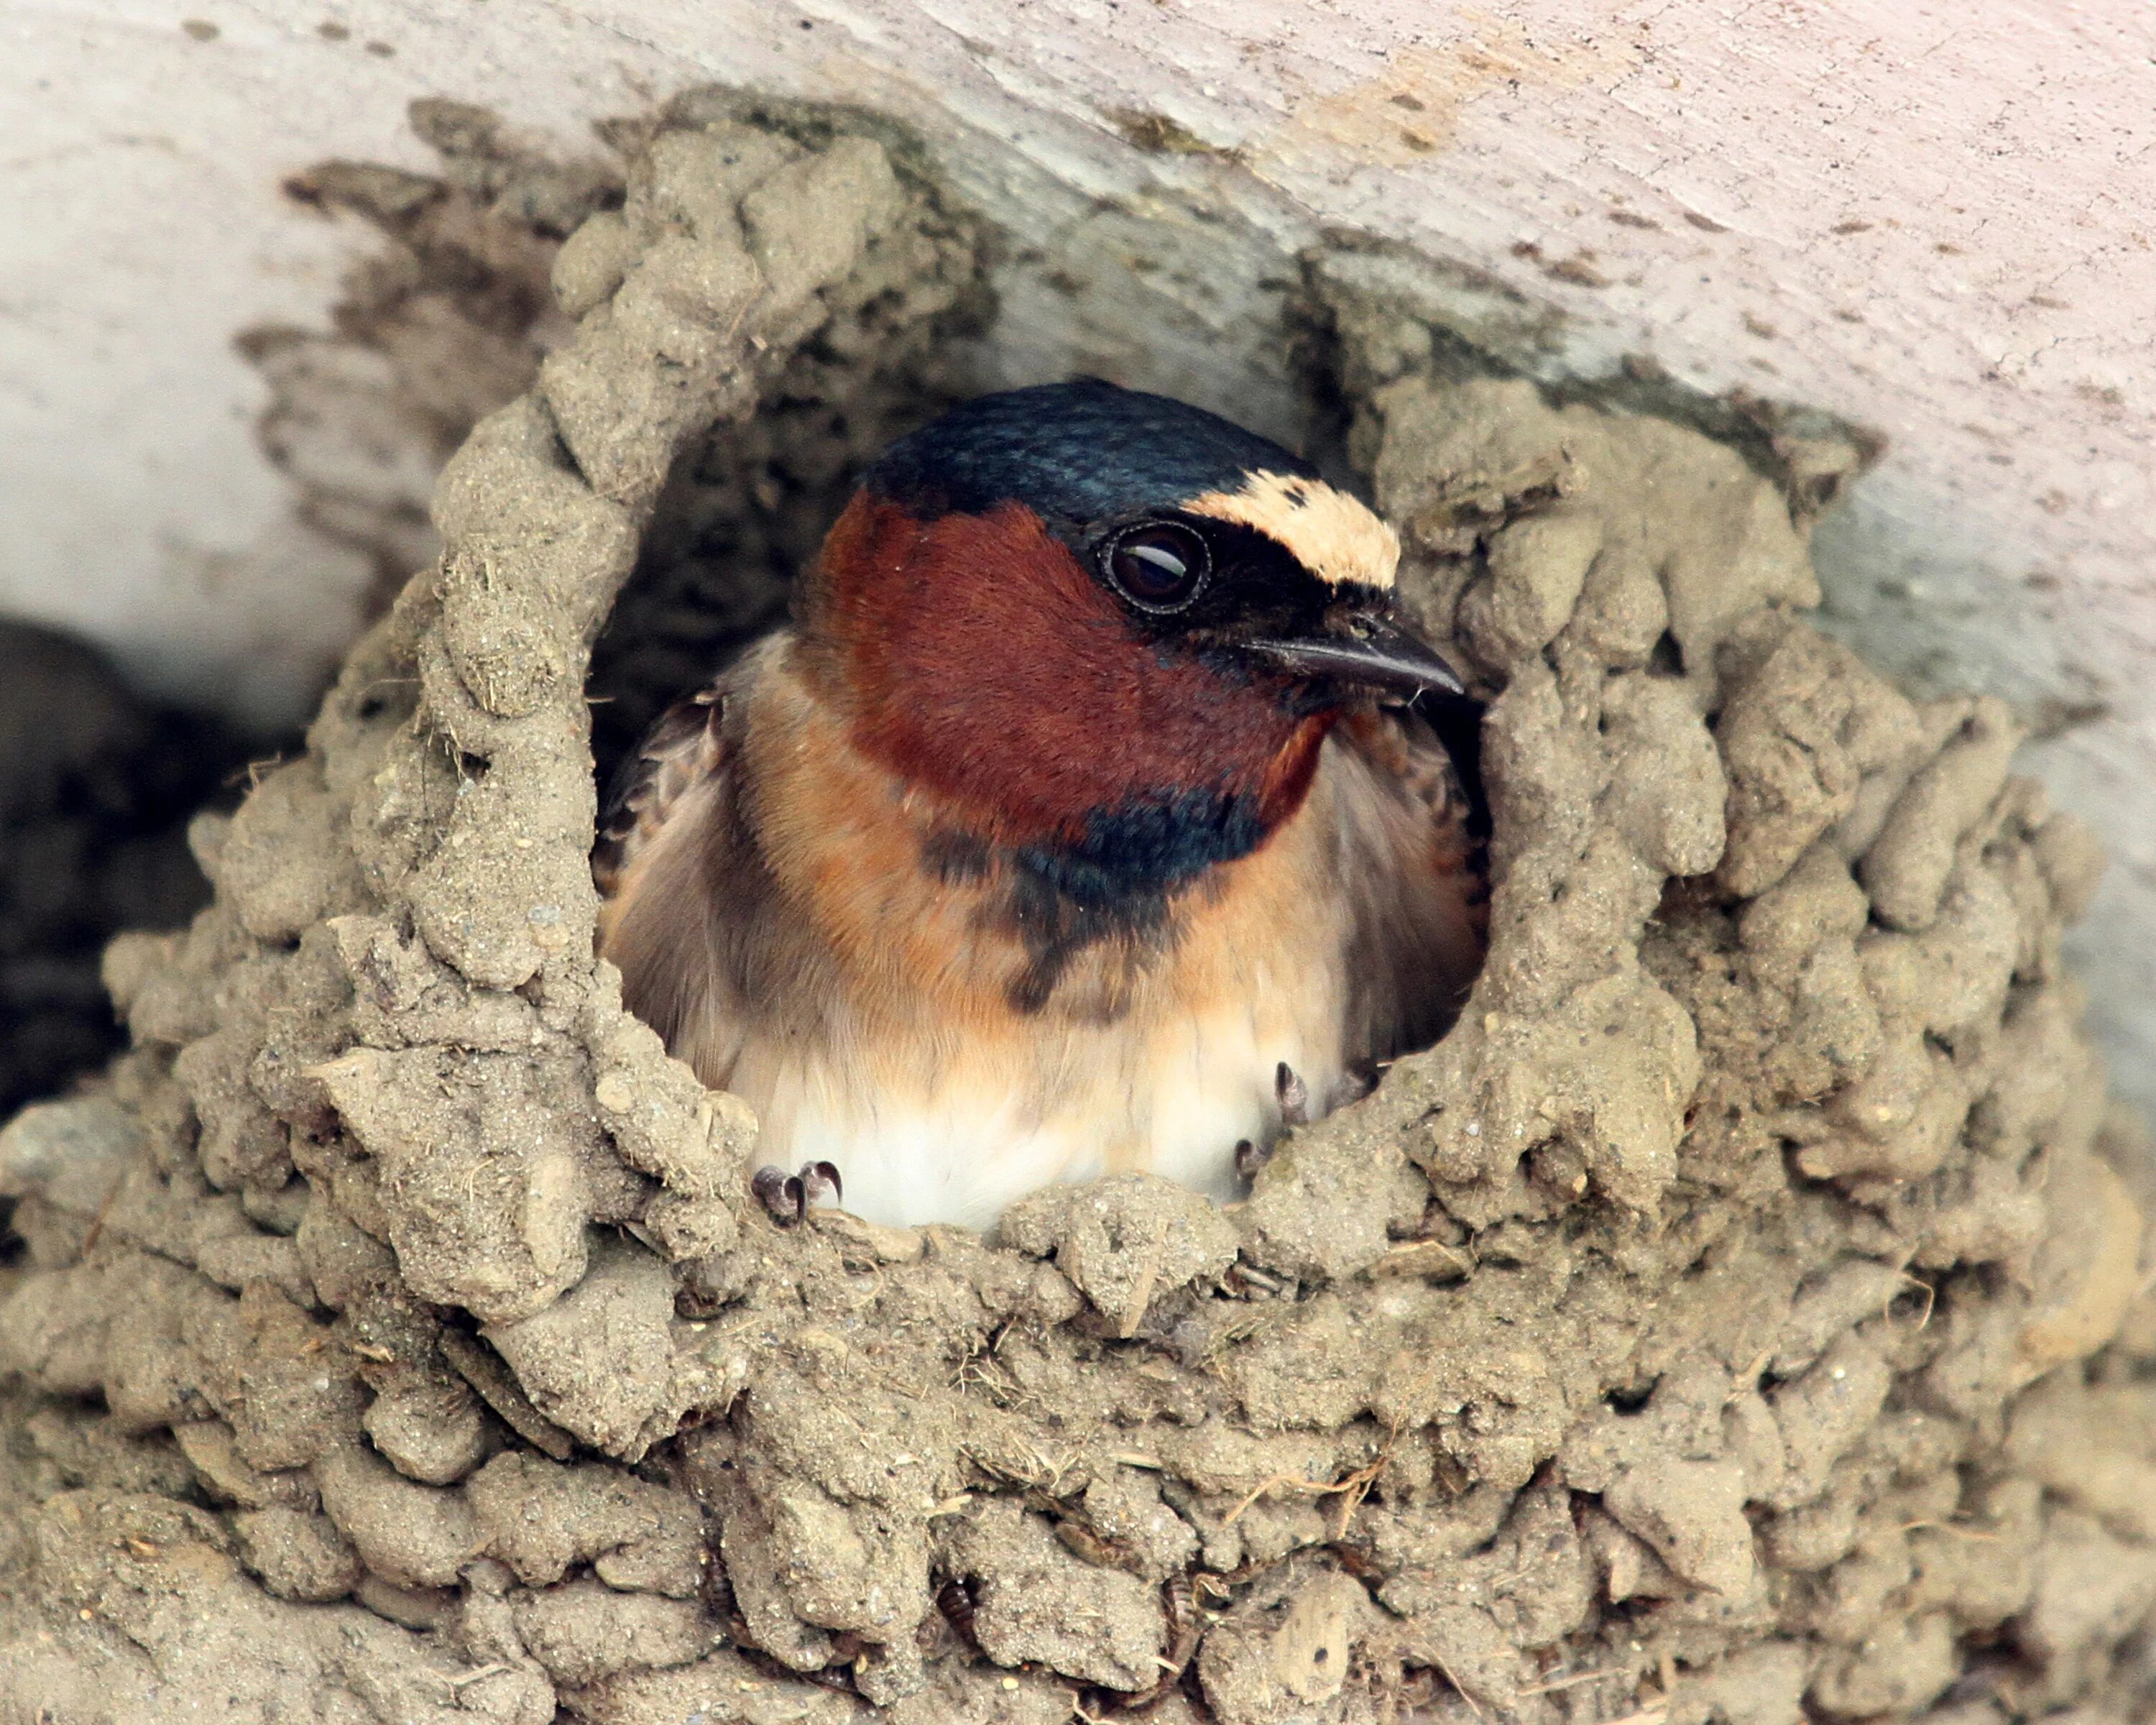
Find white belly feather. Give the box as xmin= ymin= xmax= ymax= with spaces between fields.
xmin=726 ymin=968 xmax=1348 ymax=1230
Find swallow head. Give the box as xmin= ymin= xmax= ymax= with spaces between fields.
xmin=798 ymin=378 xmax=1462 ymax=901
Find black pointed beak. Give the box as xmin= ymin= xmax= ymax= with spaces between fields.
xmin=1239 ymin=613 xmax=1467 ymax=701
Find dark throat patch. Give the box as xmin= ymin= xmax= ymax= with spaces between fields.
xmin=932 ymin=788 xmax=1266 ymax=1017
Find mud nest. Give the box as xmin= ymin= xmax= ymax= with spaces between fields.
xmin=4 ymin=98 xmax=2155 ymax=1725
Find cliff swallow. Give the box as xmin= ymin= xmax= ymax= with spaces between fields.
xmin=596 ymin=380 xmax=1485 ymax=1229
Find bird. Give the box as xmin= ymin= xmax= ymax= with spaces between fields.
xmin=594 ymin=378 xmax=1486 ymax=1230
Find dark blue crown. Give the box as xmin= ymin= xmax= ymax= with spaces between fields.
xmin=863 ymin=379 xmax=1317 ymax=525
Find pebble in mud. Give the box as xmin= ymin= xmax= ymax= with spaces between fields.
xmin=1 ymin=94 xmax=2152 ymax=1725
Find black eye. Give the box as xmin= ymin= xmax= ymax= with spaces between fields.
xmin=1102 ymin=521 xmax=1210 ymax=612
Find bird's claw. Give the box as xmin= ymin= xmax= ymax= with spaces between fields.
xmin=1275 ymin=1061 xmax=1310 ymax=1128
xmin=752 ymin=1160 xmax=846 ymax=1228
xmin=1239 ymin=1063 xmax=1312 ymax=1184
xmin=752 ymin=1164 xmax=801 ymax=1227
xmin=800 ymin=1160 xmax=843 ymax=1211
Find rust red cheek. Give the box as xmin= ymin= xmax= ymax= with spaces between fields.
xmin=810 ymin=493 xmax=1324 ymax=846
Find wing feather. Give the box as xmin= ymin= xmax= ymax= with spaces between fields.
xmin=594 ymin=681 xmax=729 ymax=910
xmin=1331 ymin=701 xmax=1489 ymax=1064
xmin=591 ymin=656 xmax=761 ymax=1080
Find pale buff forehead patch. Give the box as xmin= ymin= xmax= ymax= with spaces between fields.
xmin=1184 ymin=470 xmax=1400 ymax=592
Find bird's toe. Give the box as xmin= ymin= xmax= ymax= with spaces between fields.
xmin=1275 ymin=1061 xmax=1311 ymax=1127
xmin=798 ymin=1160 xmax=844 ymax=1215
xmin=752 ymin=1164 xmax=805 ymax=1227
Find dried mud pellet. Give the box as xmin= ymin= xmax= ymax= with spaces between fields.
xmin=550 ymin=208 xmax=636 ymax=318
xmin=315 ymin=1442 xmax=480 ymax=1591
xmin=1462 ymin=505 xmax=1603 ymax=663
xmin=234 ymin=1505 xmax=364 ymax=1603
xmin=1861 ymin=694 xmax=2023 ymax=931
xmin=510 ymin=1579 xmax=713 ymax=1688
xmin=482 ymin=1238 xmax=681 ymax=1456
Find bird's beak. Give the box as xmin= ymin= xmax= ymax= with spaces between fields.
xmin=1238 ymin=612 xmax=1467 ymax=701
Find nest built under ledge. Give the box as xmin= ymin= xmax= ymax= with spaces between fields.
xmin=1 ymin=95 xmax=2153 ymax=1725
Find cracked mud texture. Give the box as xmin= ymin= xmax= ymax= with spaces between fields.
xmin=4 ymin=96 xmax=2155 ymax=1725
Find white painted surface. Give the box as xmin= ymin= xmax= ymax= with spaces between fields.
xmin=3 ymin=1 xmax=2153 ymax=1095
